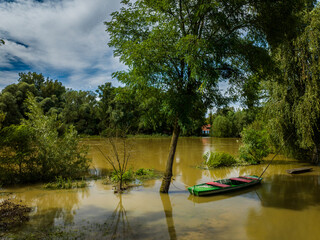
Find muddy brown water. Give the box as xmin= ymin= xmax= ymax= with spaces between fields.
xmin=1 ymin=137 xmax=320 ymax=239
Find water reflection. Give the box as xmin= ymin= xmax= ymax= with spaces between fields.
xmin=246 ymin=174 xmax=320 ymax=240
xmin=160 ymin=193 xmax=177 ymax=240
xmin=104 ymin=194 xmax=131 ymax=239
xmin=257 ymin=174 xmax=320 ymax=210
xmin=0 ymin=186 xmax=89 ymax=233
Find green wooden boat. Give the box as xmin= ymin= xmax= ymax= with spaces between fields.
xmin=188 ymin=175 xmax=262 ymax=196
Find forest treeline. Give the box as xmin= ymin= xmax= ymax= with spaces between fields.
xmin=0 ymin=72 xmax=203 ymax=136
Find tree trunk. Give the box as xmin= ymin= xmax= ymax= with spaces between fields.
xmin=312 ymin=143 xmax=320 ymax=165
xmin=160 ymin=120 xmax=180 ymax=193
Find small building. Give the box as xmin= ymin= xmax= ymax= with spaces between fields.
xmin=202 ymin=124 xmax=211 ymax=135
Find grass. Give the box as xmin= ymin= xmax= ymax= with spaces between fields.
xmin=103 ymin=168 xmax=162 ymax=186
xmin=43 ymin=176 xmax=87 ymax=190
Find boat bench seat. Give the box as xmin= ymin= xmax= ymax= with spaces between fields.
xmin=239 ymin=176 xmax=259 ymax=180
xmin=206 ymin=182 xmax=230 ymax=188
xmin=229 ymin=177 xmax=252 ymax=183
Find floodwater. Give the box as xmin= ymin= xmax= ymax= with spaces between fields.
xmin=1 ymin=137 xmax=320 ymax=240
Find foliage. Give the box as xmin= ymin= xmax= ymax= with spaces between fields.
xmin=0 ymin=200 xmax=31 ymax=231
xmin=0 ymin=124 xmax=35 ymax=184
xmin=0 ymin=95 xmax=90 ymax=184
xmin=61 ymin=90 xmax=99 ymax=135
xmin=0 ymin=111 xmax=6 ymax=130
xmin=43 ymin=176 xmax=87 ymax=189
xmin=109 ymin=168 xmax=161 ymax=184
xmin=264 ymin=4 xmax=320 ymax=163
xmin=203 ymin=151 xmax=237 ymax=168
xmin=211 ymin=115 xmax=233 ymax=137
xmin=209 ymin=108 xmax=255 ymax=138
xmin=110 ymin=169 xmax=134 ymax=184
xmin=135 ymin=168 xmax=160 ymax=180
xmin=239 ymin=123 xmax=270 ymax=164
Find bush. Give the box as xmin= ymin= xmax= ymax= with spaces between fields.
xmin=239 ymin=124 xmax=270 ymax=164
xmin=203 ymin=151 xmax=237 ymax=167
xmin=211 ymin=116 xmax=233 ymax=137
xmin=0 ymin=95 xmax=90 ymax=185
xmin=111 ymin=169 xmax=134 ymax=184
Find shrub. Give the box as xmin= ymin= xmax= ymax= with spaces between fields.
xmin=239 ymin=124 xmax=270 ymax=164
xmin=111 ymin=169 xmax=134 ymax=184
xmin=203 ymin=151 xmax=237 ymax=167
xmin=0 ymin=95 xmax=90 ymax=185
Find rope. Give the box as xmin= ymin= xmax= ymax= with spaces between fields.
xmin=170 ymin=177 xmax=192 ymax=191
xmin=259 ymin=132 xmax=293 ymax=178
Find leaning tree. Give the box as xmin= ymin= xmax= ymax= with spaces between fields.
xmin=106 ymin=0 xmax=284 ymax=193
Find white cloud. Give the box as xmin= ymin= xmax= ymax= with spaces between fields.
xmin=0 ymin=71 xmax=20 ymax=91
xmin=0 ymin=0 xmax=124 ymax=90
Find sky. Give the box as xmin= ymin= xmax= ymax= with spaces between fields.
xmin=0 ymin=0 xmax=125 ymax=91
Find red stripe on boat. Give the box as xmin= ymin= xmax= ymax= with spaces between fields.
xmin=239 ymin=176 xmax=259 ymax=180
xmin=206 ymin=182 xmax=230 ymax=188
xmin=229 ymin=177 xmax=252 ymax=183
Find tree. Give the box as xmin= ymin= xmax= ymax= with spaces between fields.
xmin=106 ymin=0 xmax=274 ymax=192
xmin=239 ymin=123 xmax=270 ymax=164
xmin=22 ymin=94 xmax=89 ymax=181
xmin=266 ymin=3 xmax=320 ymax=163
xmin=61 ymin=90 xmax=99 ymax=135
xmin=97 ymin=131 xmax=131 ymax=191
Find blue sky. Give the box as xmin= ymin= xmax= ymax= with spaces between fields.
xmin=0 ymin=0 xmax=125 ymax=91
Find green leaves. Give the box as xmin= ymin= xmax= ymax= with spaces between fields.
xmin=239 ymin=125 xmax=270 ymax=164
xmin=265 ymin=3 xmax=320 ymax=160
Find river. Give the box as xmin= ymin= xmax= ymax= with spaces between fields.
xmin=1 ymin=137 xmax=320 ymax=239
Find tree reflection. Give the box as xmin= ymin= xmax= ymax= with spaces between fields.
xmin=257 ymin=174 xmax=320 ymax=210
xmin=160 ymin=193 xmax=177 ymax=240
xmin=104 ymin=193 xmax=131 ymax=239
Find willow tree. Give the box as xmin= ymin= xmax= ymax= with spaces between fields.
xmin=106 ymin=0 xmax=272 ymax=192
xmin=266 ymin=4 xmax=320 ymax=163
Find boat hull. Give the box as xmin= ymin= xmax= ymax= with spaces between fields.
xmin=188 ymin=175 xmax=262 ymax=196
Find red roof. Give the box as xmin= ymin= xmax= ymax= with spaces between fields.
xmin=202 ymin=124 xmax=211 ymax=131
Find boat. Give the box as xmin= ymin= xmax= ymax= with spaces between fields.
xmin=188 ymin=175 xmax=262 ymax=196
xmin=286 ymin=167 xmax=312 ymax=174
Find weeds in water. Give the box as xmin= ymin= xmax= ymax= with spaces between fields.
xmin=44 ymin=176 xmax=87 ymax=190
xmin=104 ymin=168 xmax=161 ymax=186
xmin=203 ymin=151 xmax=238 ymax=168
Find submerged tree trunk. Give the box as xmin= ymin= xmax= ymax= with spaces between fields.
xmin=160 ymin=120 xmax=180 ymax=193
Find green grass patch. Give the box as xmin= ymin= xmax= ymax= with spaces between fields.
xmin=43 ymin=176 xmax=87 ymax=190
xmin=104 ymin=168 xmax=161 ymax=185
